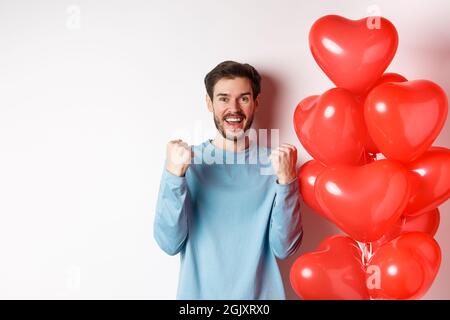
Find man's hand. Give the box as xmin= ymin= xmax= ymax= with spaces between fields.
xmin=166 ymin=139 xmax=192 ymax=177
xmin=269 ymin=143 xmax=297 ymax=184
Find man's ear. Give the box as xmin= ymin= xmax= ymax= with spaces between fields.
xmin=254 ymin=96 xmax=260 ymax=112
xmin=206 ymin=94 xmax=213 ymax=112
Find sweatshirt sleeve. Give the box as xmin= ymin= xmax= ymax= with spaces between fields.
xmin=153 ymin=168 xmax=190 ymax=256
xmin=269 ymin=178 xmax=303 ymax=260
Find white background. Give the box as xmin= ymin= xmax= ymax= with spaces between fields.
xmin=0 ymin=0 xmax=449 ymax=299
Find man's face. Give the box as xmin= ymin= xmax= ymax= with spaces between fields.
xmin=206 ymin=77 xmax=259 ymax=141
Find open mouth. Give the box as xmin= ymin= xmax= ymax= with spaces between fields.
xmin=224 ymin=115 xmax=244 ymax=128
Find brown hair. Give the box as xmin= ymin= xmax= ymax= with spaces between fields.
xmin=204 ymin=60 xmax=261 ymax=101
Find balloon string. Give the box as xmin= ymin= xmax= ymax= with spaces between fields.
xmin=356 ymin=241 xmax=366 ymax=265
xmin=363 ymin=244 xmax=367 ymax=266
xmin=361 ymin=246 xmax=365 ymax=266
xmin=357 ymin=240 xmax=375 ymax=300
xmin=356 ymin=241 xmax=373 ymax=266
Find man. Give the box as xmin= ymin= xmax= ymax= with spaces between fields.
xmin=154 ymin=60 xmax=303 ymax=299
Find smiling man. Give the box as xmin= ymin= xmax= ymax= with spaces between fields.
xmin=153 ymin=60 xmax=303 ymax=299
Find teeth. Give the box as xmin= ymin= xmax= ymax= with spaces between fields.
xmin=226 ymin=118 xmax=242 ymax=122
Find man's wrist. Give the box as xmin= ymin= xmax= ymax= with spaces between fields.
xmin=166 ymin=164 xmax=188 ymax=177
xmin=277 ymin=174 xmax=297 ymax=185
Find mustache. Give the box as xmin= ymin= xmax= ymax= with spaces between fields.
xmin=223 ymin=113 xmax=246 ymax=120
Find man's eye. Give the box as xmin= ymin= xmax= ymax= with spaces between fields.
xmin=241 ymin=96 xmax=249 ymax=103
xmin=219 ymin=98 xmax=228 ymax=102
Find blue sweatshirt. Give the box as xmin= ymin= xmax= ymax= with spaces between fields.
xmin=153 ymin=139 xmax=303 ymax=299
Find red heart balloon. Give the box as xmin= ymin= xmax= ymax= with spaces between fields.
xmin=404 ymin=147 xmax=450 ymax=216
xmin=401 ymin=209 xmax=440 ymax=236
xmin=290 ymin=235 xmax=369 ymax=300
xmin=372 ymin=208 xmax=440 ymax=251
xmin=396 ymin=232 xmax=441 ymax=285
xmin=298 ymin=160 xmax=328 ymax=217
xmin=293 ymin=88 xmax=371 ymax=166
xmin=366 ymin=241 xmax=426 ymax=300
xmin=367 ymin=232 xmax=441 ymax=300
xmin=357 ymin=73 xmax=408 ymax=106
xmin=309 ymin=15 xmax=398 ymax=94
xmin=364 ymin=80 xmax=448 ymax=162
xmin=372 ymin=72 xmax=407 ymax=89
xmin=315 ymin=159 xmax=411 ymax=242
xmin=357 ymin=73 xmax=408 ymax=154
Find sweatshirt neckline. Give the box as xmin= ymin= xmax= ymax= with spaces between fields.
xmin=206 ymin=139 xmax=257 ymax=155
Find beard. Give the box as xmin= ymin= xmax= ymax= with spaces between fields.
xmin=213 ymin=111 xmax=254 ymax=142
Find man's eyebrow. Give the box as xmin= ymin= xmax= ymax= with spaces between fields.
xmin=215 ymin=92 xmax=252 ymax=97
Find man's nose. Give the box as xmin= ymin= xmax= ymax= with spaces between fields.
xmin=228 ymin=99 xmax=242 ymax=112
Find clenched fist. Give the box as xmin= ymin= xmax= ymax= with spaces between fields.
xmin=166 ymin=139 xmax=192 ymax=177
xmin=269 ymin=143 xmax=298 ymax=184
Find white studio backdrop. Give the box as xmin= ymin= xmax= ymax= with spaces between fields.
xmin=0 ymin=0 xmax=449 ymax=299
